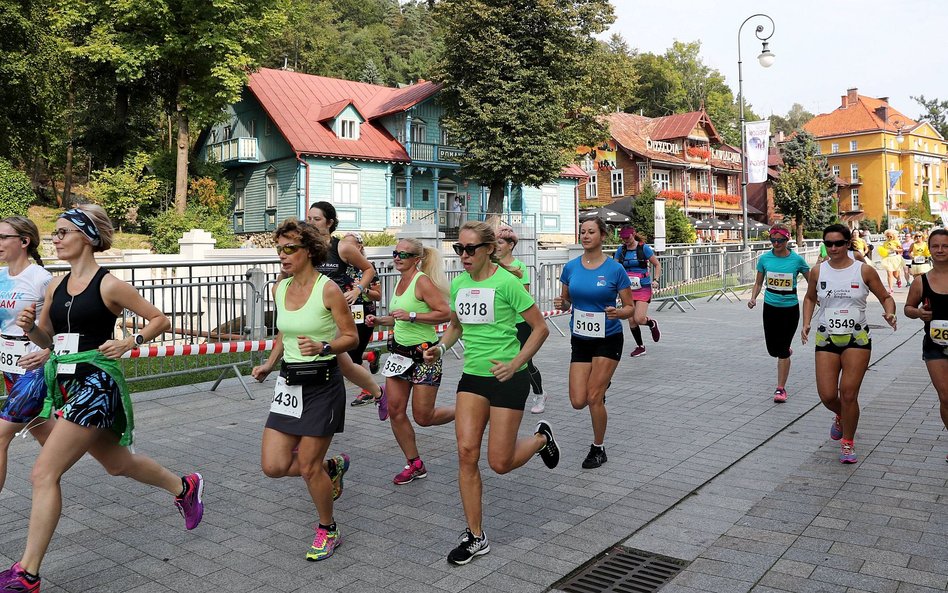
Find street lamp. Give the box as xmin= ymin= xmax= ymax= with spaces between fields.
xmin=738 ymin=13 xmax=775 ymax=250
xmin=881 ymin=110 xmax=904 ymax=230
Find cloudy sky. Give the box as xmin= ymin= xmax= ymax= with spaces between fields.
xmin=608 ymin=0 xmax=948 ymax=120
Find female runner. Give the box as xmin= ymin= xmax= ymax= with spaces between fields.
xmin=908 ymin=232 xmax=932 ymax=278
xmin=802 ymin=224 xmax=896 ymax=464
xmin=879 ymin=229 xmax=903 ymax=292
xmin=614 ymin=226 xmax=661 ymax=357
xmin=0 ymin=217 xmax=52 ymax=493
xmin=423 ymin=221 xmax=558 ymax=565
xmin=251 ymin=218 xmax=357 ymax=561
xmin=747 ymin=223 xmax=810 ymax=402
xmin=366 ymin=238 xmax=453 ymax=485
xmin=495 ymin=225 xmax=546 ymax=413
xmin=904 ymin=228 xmax=948 ymax=461
xmin=556 ymin=217 xmax=634 ymax=469
xmin=1 ymin=205 xmax=201 ymax=593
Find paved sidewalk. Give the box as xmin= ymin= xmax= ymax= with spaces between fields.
xmin=1 ymin=285 xmax=945 ymax=593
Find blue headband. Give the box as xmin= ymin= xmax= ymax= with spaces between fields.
xmin=59 ymin=209 xmax=101 ymax=247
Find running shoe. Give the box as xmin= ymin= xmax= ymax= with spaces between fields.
xmin=830 ymin=415 xmax=843 ymax=440
xmin=306 ymin=524 xmax=341 ymax=561
xmin=350 ymin=390 xmax=374 ymax=407
xmin=0 ymin=563 xmax=40 ymax=592
xmin=530 ymin=393 xmax=546 ymax=414
xmin=328 ymin=453 xmax=350 ymax=501
xmin=367 ymin=350 xmax=380 ymax=374
xmin=897 ymin=279 xmax=902 ymax=288
xmin=447 ymin=529 xmax=490 ymax=565
xmin=393 ymin=458 xmax=427 ymax=485
xmin=773 ymin=388 xmax=787 ymax=403
xmin=377 ymin=385 xmax=388 ymax=421
xmin=629 ymin=346 xmax=647 ymax=357
xmin=174 ymin=472 xmax=204 ymax=530
xmin=534 ymin=421 xmax=559 ymax=469
xmin=649 ymin=320 xmax=661 ymax=342
xmin=582 ymin=445 xmax=608 ymax=469
xmin=840 ymin=442 xmax=857 ymax=464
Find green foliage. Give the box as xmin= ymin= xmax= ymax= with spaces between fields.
xmin=0 ymin=158 xmax=35 ymax=217
xmin=187 ymin=177 xmax=231 ymax=216
xmin=359 ymin=232 xmax=397 ymax=247
xmin=147 ymin=206 xmax=239 ymax=254
xmin=773 ymin=132 xmax=836 ymax=243
xmin=86 ymin=152 xmax=160 ymax=230
xmin=913 ymin=95 xmax=948 ymax=139
xmin=629 ymin=184 xmax=695 ymax=244
xmin=905 ymin=191 xmax=937 ymax=225
xmin=860 ymin=218 xmax=879 ymax=233
xmin=583 ymin=34 xmax=637 ymax=113
xmin=771 ymin=103 xmax=815 ymax=136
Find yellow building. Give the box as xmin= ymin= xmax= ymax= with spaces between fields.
xmin=803 ymin=88 xmax=947 ymax=228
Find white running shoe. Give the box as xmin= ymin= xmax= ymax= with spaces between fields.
xmin=530 ymin=393 xmax=546 ymax=414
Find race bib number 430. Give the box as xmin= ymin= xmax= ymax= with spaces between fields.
xmin=455 ymin=288 xmax=495 ymax=324
xmin=270 ymin=376 xmax=303 ymax=418
xmin=573 ymin=308 xmax=606 ymax=338
xmin=0 ymin=339 xmax=28 ymax=374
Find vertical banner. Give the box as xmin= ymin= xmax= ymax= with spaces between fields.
xmin=744 ymin=120 xmax=771 ymax=183
xmin=653 ymin=197 xmax=666 ymax=253
xmin=939 ymin=202 xmax=948 ymax=228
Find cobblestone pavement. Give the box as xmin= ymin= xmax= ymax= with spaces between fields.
xmin=2 ymin=284 xmax=946 ymax=593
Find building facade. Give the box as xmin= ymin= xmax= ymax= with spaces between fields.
xmin=195 ymin=68 xmax=585 ymax=243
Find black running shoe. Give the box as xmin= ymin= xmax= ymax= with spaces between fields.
xmin=447 ymin=529 xmax=490 ymax=565
xmin=582 ymin=445 xmax=607 ymax=469
xmin=534 ymin=421 xmax=560 ymax=469
xmin=368 ymin=350 xmax=381 ymax=374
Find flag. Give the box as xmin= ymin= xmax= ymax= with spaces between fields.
xmin=744 ymin=120 xmax=771 ymax=183
xmin=888 ymin=170 xmax=902 ymax=191
xmin=653 ymin=197 xmax=666 ymax=252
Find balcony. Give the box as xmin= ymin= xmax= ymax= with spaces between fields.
xmin=408 ymin=142 xmax=464 ymax=165
xmin=205 ymin=137 xmax=259 ymax=166
xmin=850 ymin=176 xmax=863 ymax=185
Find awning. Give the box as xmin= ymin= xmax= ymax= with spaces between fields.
xmin=840 ymin=212 xmax=866 ymax=222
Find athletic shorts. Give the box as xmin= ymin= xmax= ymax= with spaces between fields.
xmin=391 ymin=358 xmax=443 ymax=386
xmin=570 ymin=333 xmax=624 ymax=363
xmin=266 ymin=367 xmax=345 ymax=437
xmin=762 ymin=303 xmax=799 ymax=359
xmin=348 ymin=323 xmax=373 ymax=366
xmin=1 ymin=369 xmax=47 ymax=424
xmin=631 ymin=286 xmax=652 ymax=303
xmin=922 ymin=339 xmax=948 ymax=361
xmin=457 ymin=369 xmax=530 ymax=410
xmin=59 ymin=369 xmax=123 ymax=430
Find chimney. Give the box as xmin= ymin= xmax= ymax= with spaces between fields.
xmin=841 ymin=95 xmax=848 ymax=109
xmin=847 ymin=88 xmax=858 ymax=107
xmin=880 ymin=97 xmax=889 ymax=104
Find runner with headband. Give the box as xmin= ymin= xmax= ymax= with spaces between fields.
xmin=556 ymin=217 xmax=634 ymax=469
xmin=366 ymin=238 xmax=453 ymax=485
xmin=614 ymin=226 xmax=661 ymax=358
xmin=423 ymin=220 xmax=558 ymax=565
xmin=802 ymin=224 xmax=896 ymax=464
xmin=747 ymin=223 xmax=810 ymax=402
xmin=1 ymin=205 xmax=202 ymax=593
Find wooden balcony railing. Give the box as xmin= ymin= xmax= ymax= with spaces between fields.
xmin=206 ymin=137 xmax=259 ymax=165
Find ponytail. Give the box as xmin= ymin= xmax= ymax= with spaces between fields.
xmin=419 ymin=246 xmax=449 ymax=296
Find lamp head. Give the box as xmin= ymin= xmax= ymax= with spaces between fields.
xmin=757 ymin=41 xmax=776 ymax=68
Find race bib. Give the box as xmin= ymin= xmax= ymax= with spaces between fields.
xmin=0 ymin=339 xmax=29 ymax=374
xmin=350 ymin=304 xmax=365 ymax=324
xmin=914 ymin=256 xmax=927 ymax=264
xmin=381 ymin=353 xmax=414 ymax=377
xmin=573 ymin=308 xmax=606 ymax=338
xmin=627 ymin=274 xmax=642 ymax=290
xmin=270 ymin=376 xmax=303 ymax=418
xmin=53 ymin=333 xmax=80 ymax=375
xmin=455 ymin=288 xmax=495 ymax=324
xmin=826 ymin=308 xmax=856 ymax=335
xmin=930 ymin=320 xmax=948 ymax=346
xmin=766 ymin=272 xmax=794 ymax=291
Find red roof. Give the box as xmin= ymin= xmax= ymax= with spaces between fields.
xmin=803 ymin=92 xmax=921 ymax=138
xmin=560 ymin=163 xmax=588 ymax=179
xmin=650 ymin=111 xmax=723 ymax=144
xmin=604 ymin=112 xmax=739 ymax=171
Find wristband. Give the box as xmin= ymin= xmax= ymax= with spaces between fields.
xmin=355 ymin=284 xmax=364 ymax=294
xmin=438 ymin=343 xmax=447 ymax=355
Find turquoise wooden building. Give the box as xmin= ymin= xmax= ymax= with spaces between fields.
xmin=195 ymin=68 xmax=586 ymax=242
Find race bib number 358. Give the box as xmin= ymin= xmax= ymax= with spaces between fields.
xmin=455 ymin=288 xmax=495 ymax=324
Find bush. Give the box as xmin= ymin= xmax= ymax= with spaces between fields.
xmin=0 ymin=158 xmax=35 ymax=218
xmin=630 ymin=185 xmax=696 ymax=244
xmin=187 ymin=177 xmax=231 ymax=216
xmin=87 ymin=152 xmax=160 ymax=231
xmin=148 ymin=206 xmax=239 ymax=254
xmin=360 ymin=232 xmax=397 ymax=247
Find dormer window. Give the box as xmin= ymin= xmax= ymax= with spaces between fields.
xmin=339 ymin=118 xmax=359 ymax=140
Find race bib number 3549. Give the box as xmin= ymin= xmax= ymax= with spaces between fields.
xmin=455 ymin=288 xmax=495 ymax=324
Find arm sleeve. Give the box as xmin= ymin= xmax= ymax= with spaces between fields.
xmin=508 ymin=274 xmax=536 ymax=314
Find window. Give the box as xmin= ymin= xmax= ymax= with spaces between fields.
xmin=440 ymin=126 xmax=451 ymax=146
xmin=850 ymin=164 xmax=859 ymax=182
xmin=248 ymin=120 xmax=256 ymax=138
xmin=395 ymin=178 xmax=407 ymax=207
xmin=611 ymin=169 xmax=624 ymax=196
xmin=698 ymin=171 xmax=709 ymax=193
xmin=831 ymin=143 xmax=839 ymax=154
xmin=541 ymin=184 xmax=559 ymax=212
xmin=265 ymin=170 xmax=277 ymax=209
xmin=411 ymin=120 xmax=426 ymax=144
xmin=849 ymin=140 xmax=857 ymax=151
xmin=583 ymin=154 xmax=595 ymax=172
xmin=587 ymin=173 xmax=597 ymax=198
xmin=332 ymin=168 xmax=359 ymax=204
xmin=339 ymin=119 xmax=359 ymax=140
xmin=832 ymin=165 xmax=840 ymax=177
xmin=638 ymin=164 xmax=648 ymax=186
xmin=851 ymin=188 xmax=859 ymax=209
xmin=652 ymin=170 xmax=670 ymax=191
xmin=711 ymin=174 xmax=718 ymax=194
xmin=224 ymin=125 xmax=233 ymax=140
xmin=234 ymin=174 xmax=245 ymax=211
xmin=265 ymin=119 xmax=272 ymax=136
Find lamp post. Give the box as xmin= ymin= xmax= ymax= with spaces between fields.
xmin=738 ymin=14 xmax=775 ymax=250
xmin=881 ymin=111 xmax=904 ymax=231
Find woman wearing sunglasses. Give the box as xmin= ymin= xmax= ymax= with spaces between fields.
xmin=747 ymin=223 xmax=810 ymax=403
xmin=0 ymin=216 xmax=52 ymax=495
xmin=365 ymin=239 xmax=452 ymax=485
xmin=555 ymin=217 xmax=634 ymax=470
xmin=2 ymin=205 xmax=202 ymax=592
xmin=423 ymin=221 xmax=557 ymax=566
xmin=802 ymin=224 xmax=896 ymax=464
xmin=251 ymin=218 xmax=357 ymax=561
xmin=306 ymin=201 xmax=386 ymax=419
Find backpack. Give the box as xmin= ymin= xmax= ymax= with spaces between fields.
xmin=615 ymin=243 xmax=648 ymax=272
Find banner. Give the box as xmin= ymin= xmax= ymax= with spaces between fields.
xmin=888 ymin=170 xmax=902 ymax=191
xmin=744 ymin=120 xmax=771 ymax=183
xmin=940 ymin=201 xmax=948 ymax=228
xmin=653 ymin=198 xmax=666 ymax=252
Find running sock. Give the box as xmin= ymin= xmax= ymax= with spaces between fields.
xmin=630 ymin=326 xmax=644 ymax=347
xmin=841 ymin=438 xmax=854 ymax=447
xmin=179 ymin=476 xmax=190 ymax=498
xmin=22 ymin=572 xmax=39 ymax=583
xmin=592 ymin=443 xmax=604 ymax=450
xmin=318 ymin=522 xmax=336 ymax=531
xmin=647 ymin=319 xmax=656 ymax=329
xmin=326 ymin=457 xmax=337 ymax=475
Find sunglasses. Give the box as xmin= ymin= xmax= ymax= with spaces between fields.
xmin=452 ymin=242 xmax=490 ymax=256
xmin=50 ymin=229 xmax=85 ymax=241
xmin=275 ymin=244 xmax=303 ymax=255
xmin=823 ymin=239 xmax=849 ymax=248
xmin=770 ymin=237 xmax=788 ymax=244
xmin=392 ymin=250 xmax=419 ymax=260
xmin=0 ymin=234 xmax=22 ymax=240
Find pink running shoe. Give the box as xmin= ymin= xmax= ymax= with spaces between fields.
xmin=377 ymin=385 xmax=388 ymax=421
xmin=393 ymin=458 xmax=428 ymax=485
xmin=649 ymin=320 xmax=661 ymax=342
xmin=306 ymin=525 xmax=341 ymax=561
xmin=830 ymin=415 xmax=843 ymax=440
xmin=174 ymin=473 xmax=204 ymax=530
xmin=773 ymin=388 xmax=787 ymax=403
xmin=0 ymin=563 xmax=40 ymax=592
xmin=629 ymin=346 xmax=647 ymax=358
xmin=840 ymin=442 xmax=857 ymax=464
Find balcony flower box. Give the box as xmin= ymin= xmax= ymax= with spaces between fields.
xmin=686 ymin=146 xmax=711 ymax=159
xmin=690 ymin=191 xmax=713 ymax=203
xmin=658 ymin=190 xmax=685 ymax=201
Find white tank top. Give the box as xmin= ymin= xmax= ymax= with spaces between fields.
xmin=816 ymin=260 xmax=868 ymax=333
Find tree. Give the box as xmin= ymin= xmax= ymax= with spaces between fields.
xmin=86 ymin=152 xmax=160 ymax=231
xmin=773 ymin=132 xmax=835 ymax=244
xmin=360 ymin=59 xmax=385 ymax=84
xmin=583 ymin=34 xmax=638 ymax=113
xmin=0 ymin=157 xmax=35 ymax=218
xmin=437 ymin=0 xmax=614 ymax=215
xmin=770 ymin=103 xmax=815 ymax=136
xmin=913 ymin=95 xmax=948 ymax=139
xmin=629 ymin=184 xmax=695 ymax=243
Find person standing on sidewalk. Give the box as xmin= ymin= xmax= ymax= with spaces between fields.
xmin=613 ymin=226 xmax=661 ymax=357
xmin=802 ymin=224 xmax=896 ymax=465
xmin=904 ymin=228 xmax=948 ymax=461
xmin=423 ymin=221 xmax=558 ymax=566
xmin=556 ymin=217 xmax=634 ymax=469
xmin=747 ymin=224 xmax=810 ymax=403
xmin=251 ymin=218 xmax=357 ymax=561
xmin=1 ymin=205 xmax=202 ymax=593
xmin=495 ymin=225 xmax=547 ymax=413
xmin=366 ymin=238 xmax=453 ymax=485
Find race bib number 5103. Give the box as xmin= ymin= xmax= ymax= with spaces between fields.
xmin=455 ymin=288 xmax=495 ymax=324
xmin=573 ymin=308 xmax=605 ymax=338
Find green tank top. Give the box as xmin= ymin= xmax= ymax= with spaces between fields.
xmin=276 ymin=275 xmax=336 ymax=363
xmin=389 ymin=271 xmax=437 ymax=346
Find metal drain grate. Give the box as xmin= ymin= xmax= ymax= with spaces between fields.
xmin=555 ymin=547 xmax=688 ymax=593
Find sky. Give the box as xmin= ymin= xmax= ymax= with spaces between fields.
xmin=608 ymin=0 xmax=948 ymax=121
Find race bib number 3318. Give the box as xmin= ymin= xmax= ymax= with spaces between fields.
xmin=455 ymin=288 xmax=495 ymax=324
